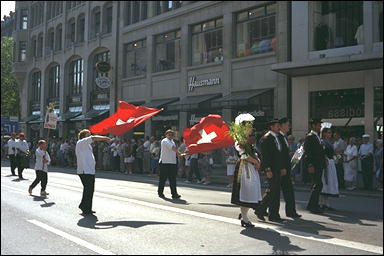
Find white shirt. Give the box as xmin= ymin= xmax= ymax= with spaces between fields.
xmin=35 ymin=148 xmax=51 ymax=172
xmin=17 ymin=139 xmax=29 ymax=154
xmin=143 ymin=140 xmax=151 ymax=151
xmin=359 ymin=143 xmax=374 ymax=156
xmin=159 ymin=138 xmax=177 ymax=164
xmin=268 ymin=131 xmax=282 ymax=151
xmin=7 ymin=138 xmax=19 ymax=156
xmin=344 ymin=145 xmax=358 ymax=161
xmin=76 ymin=136 xmax=96 ymax=175
xmin=334 ymin=138 xmax=347 ymax=153
xmin=310 ymin=130 xmax=321 ymax=143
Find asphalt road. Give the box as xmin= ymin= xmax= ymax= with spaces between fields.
xmin=1 ymin=163 xmax=383 ymax=255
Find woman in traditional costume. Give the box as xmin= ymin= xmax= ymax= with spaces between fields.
xmin=230 ymin=113 xmax=262 ymax=228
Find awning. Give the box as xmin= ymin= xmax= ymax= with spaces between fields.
xmin=144 ymin=98 xmax=179 ymax=109
xmin=211 ymin=89 xmax=272 ymax=108
xmin=58 ymin=111 xmax=82 ymax=122
xmin=70 ymin=109 xmax=109 ymax=121
xmin=28 ymin=118 xmax=44 ymax=124
xmin=271 ymin=53 xmax=383 ymax=77
xmin=167 ymin=94 xmax=221 ymax=111
xmin=19 ymin=114 xmax=40 ymax=124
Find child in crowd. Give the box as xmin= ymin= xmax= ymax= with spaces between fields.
xmin=28 ymin=140 xmax=51 ymax=197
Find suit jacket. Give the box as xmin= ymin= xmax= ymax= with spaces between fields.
xmin=278 ymin=133 xmax=291 ymax=173
xmin=303 ymin=132 xmax=326 ymax=170
xmin=260 ymin=132 xmax=284 ymax=176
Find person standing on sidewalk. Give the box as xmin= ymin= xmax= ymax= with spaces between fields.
xmin=343 ymin=137 xmax=358 ymax=190
xmin=359 ymin=134 xmax=374 ymax=190
xmin=278 ymin=118 xmax=301 ymax=218
xmin=76 ymin=129 xmax=111 ymax=215
xmin=7 ymin=133 xmax=19 ymax=176
xmin=304 ymin=118 xmax=327 ymax=214
xmin=143 ymin=136 xmax=151 ymax=174
xmin=28 ymin=140 xmax=51 ymax=196
xmin=333 ymin=132 xmax=347 ymax=189
xmin=157 ymin=129 xmax=184 ymax=199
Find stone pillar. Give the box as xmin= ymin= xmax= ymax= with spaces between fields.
xmin=364 ymin=71 xmax=374 ymax=137
xmin=291 ymin=77 xmax=309 ymax=140
xmin=363 ymin=1 xmax=373 ymax=53
xmin=222 ymin=109 xmax=232 ymax=124
xmin=179 ymin=111 xmax=188 ymax=136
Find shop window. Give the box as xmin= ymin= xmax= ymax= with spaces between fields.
xmin=124 ymin=39 xmax=147 ymax=77
xmin=155 ymin=30 xmax=181 ymax=72
xmin=69 ymin=59 xmax=83 ymax=95
xmin=19 ymin=41 xmax=27 ymax=61
xmin=48 ymin=65 xmax=60 ymax=98
xmin=312 ymin=1 xmax=363 ymax=51
xmin=374 ymin=87 xmax=383 ymax=118
xmin=191 ymin=18 xmax=223 ymax=65
xmin=20 ymin=9 xmax=28 ymax=30
xmin=310 ymin=88 xmax=364 ymax=119
xmin=235 ymin=3 xmax=276 ymax=58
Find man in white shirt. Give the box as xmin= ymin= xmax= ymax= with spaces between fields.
xmin=7 ymin=133 xmax=18 ymax=176
xmin=16 ymin=133 xmax=30 ymax=179
xmin=157 ymin=129 xmax=184 ymax=199
xmin=76 ymin=129 xmax=111 ymax=215
xmin=359 ymin=134 xmax=374 ymax=190
xmin=29 ymin=140 xmax=51 ymax=196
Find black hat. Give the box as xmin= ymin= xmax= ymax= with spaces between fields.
xmin=268 ymin=119 xmax=280 ymax=127
xmin=278 ymin=117 xmax=289 ymax=124
xmin=309 ymin=118 xmax=322 ymax=125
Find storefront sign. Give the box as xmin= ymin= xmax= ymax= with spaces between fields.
xmin=328 ymin=106 xmax=364 ymax=118
xmin=95 ymin=77 xmax=112 ymax=89
xmin=237 ymin=110 xmax=265 ymax=117
xmin=188 ymin=76 xmax=221 ymax=92
xmin=152 ymin=115 xmax=178 ymax=121
xmin=96 ymin=61 xmax=111 ymax=73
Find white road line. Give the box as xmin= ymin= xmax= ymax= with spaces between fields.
xmin=48 ymin=182 xmax=383 ymax=255
xmin=2 ymin=180 xmax=383 ymax=254
xmin=27 ymin=219 xmax=114 ymax=255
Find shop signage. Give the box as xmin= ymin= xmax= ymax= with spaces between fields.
xmin=328 ymin=106 xmax=364 ymax=119
xmin=95 ymin=77 xmax=112 ymax=89
xmin=188 ymin=76 xmax=221 ymax=92
xmin=152 ymin=115 xmax=178 ymax=121
xmin=96 ymin=61 xmax=111 ymax=73
xmin=237 ymin=110 xmax=265 ymax=117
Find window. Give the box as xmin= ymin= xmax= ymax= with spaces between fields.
xmin=312 ymin=1 xmax=363 ymax=51
xmin=37 ymin=33 xmax=43 ymax=57
xmin=373 ymin=1 xmax=383 ymax=42
xmin=141 ymin=1 xmax=148 ymax=20
xmin=55 ymin=24 xmax=62 ymax=51
xmin=191 ymin=18 xmax=223 ymax=65
xmin=236 ymin=4 xmax=276 ymax=58
xmin=124 ymin=2 xmax=131 ymax=26
xmin=132 ymin=2 xmax=140 ymax=23
xmin=94 ymin=9 xmax=101 ymax=36
xmin=77 ymin=15 xmax=85 ymax=42
xmin=49 ymin=65 xmax=60 ymax=98
xmin=69 ymin=59 xmax=83 ymax=95
xmin=93 ymin=51 xmax=111 ymax=90
xmin=105 ymin=6 xmax=113 ymax=33
xmin=156 ymin=1 xmax=182 ymax=15
xmin=67 ymin=19 xmax=76 ymax=46
xmin=20 ymin=9 xmax=28 ymax=29
xmin=124 ymin=39 xmax=146 ymax=77
xmin=31 ymin=37 xmax=37 ymax=57
xmin=155 ymin=30 xmax=181 ymax=72
xmin=31 ymin=71 xmax=41 ymax=101
xmin=19 ymin=41 xmax=27 ymax=61
xmin=47 ymin=29 xmax=55 ymax=52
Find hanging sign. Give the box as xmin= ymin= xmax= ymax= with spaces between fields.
xmin=96 ymin=61 xmax=111 ymax=73
xmin=95 ymin=76 xmax=112 ymax=89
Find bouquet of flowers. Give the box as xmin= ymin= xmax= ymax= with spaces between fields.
xmin=228 ymin=121 xmax=255 ymax=157
xmin=291 ymin=144 xmax=304 ymax=169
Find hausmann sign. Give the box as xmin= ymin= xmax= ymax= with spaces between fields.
xmin=188 ymin=76 xmax=221 ymax=92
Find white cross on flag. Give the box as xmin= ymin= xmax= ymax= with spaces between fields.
xmin=183 ymin=114 xmax=234 ymax=154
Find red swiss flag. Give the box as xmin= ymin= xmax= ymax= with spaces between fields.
xmin=183 ymin=114 xmax=234 ymax=154
xmin=89 ymin=100 xmax=162 ymax=136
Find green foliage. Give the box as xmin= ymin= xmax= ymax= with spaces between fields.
xmin=1 ymin=37 xmax=19 ymax=116
xmin=228 ymin=121 xmax=255 ymax=156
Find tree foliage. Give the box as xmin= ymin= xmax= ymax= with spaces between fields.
xmin=1 ymin=37 xmax=20 ymax=116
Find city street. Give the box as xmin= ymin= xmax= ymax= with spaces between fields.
xmin=1 ymin=161 xmax=382 ymax=255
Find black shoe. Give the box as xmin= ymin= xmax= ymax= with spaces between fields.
xmin=268 ymin=217 xmax=284 ymax=223
xmin=172 ymin=194 xmax=181 ymax=199
xmin=238 ymin=213 xmax=242 ymax=220
xmin=286 ymin=213 xmax=302 ymax=218
xmin=241 ymin=220 xmax=255 ymax=228
xmin=158 ymin=194 xmax=166 ymax=198
xmin=307 ymin=207 xmax=323 ymax=214
xmin=11 ymin=173 xmax=17 ymax=176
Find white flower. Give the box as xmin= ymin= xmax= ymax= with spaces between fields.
xmin=235 ymin=113 xmax=255 ymax=125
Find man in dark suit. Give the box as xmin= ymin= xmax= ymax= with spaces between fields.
xmin=278 ymin=117 xmax=301 ymax=218
xmin=304 ymin=118 xmax=327 ymax=214
xmin=257 ymin=119 xmax=285 ymax=222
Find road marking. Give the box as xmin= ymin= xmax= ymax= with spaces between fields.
xmin=27 ymin=219 xmax=114 ymax=255
xmin=47 ymin=182 xmax=383 ymax=254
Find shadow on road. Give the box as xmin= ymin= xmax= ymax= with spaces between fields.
xmin=322 ymin=212 xmax=378 ymax=227
xmin=159 ymin=197 xmax=189 ymax=205
xmin=279 ymin=218 xmax=342 ymax=238
xmin=198 ymin=203 xmax=238 ymax=208
xmin=31 ymin=195 xmax=56 ymax=207
xmin=77 ymin=215 xmax=183 ymax=229
xmin=240 ymin=227 xmax=306 ymax=255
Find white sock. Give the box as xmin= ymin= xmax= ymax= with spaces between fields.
xmin=240 ymin=207 xmax=250 ymax=222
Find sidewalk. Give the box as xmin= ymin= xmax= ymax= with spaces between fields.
xmin=1 ymin=160 xmax=382 ymax=199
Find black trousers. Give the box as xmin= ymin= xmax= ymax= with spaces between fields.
xmin=280 ymin=174 xmax=297 ymax=215
xmin=336 ymin=162 xmax=345 ymax=189
xmin=30 ymin=170 xmax=48 ymax=191
xmin=188 ymin=158 xmax=200 ymax=181
xmin=259 ymin=174 xmax=281 ymax=219
xmin=9 ymin=155 xmax=18 ymax=175
xmin=361 ymin=156 xmax=374 ymax=190
xmin=158 ymin=163 xmax=178 ymax=196
xmin=78 ymin=174 xmax=95 ymax=213
xmin=307 ymin=167 xmax=323 ymax=210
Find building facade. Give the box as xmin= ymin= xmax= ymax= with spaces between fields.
xmin=273 ymin=1 xmax=383 ymax=140
xmin=11 ymin=1 xmax=291 ymax=140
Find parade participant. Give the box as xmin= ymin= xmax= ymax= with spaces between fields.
xmin=230 ymin=113 xmax=262 ymax=228
xmin=359 ymin=134 xmax=374 ymax=190
xmin=304 ymin=118 xmax=327 ymax=214
xmin=76 ymin=129 xmax=111 ymax=215
xmin=157 ymin=129 xmax=184 ymax=199
xmin=16 ymin=133 xmax=30 ymax=180
xmin=224 ymin=145 xmax=238 ymax=188
xmin=258 ymin=119 xmax=285 ymax=222
xmin=319 ymin=127 xmax=339 ymax=210
xmin=28 ymin=140 xmax=51 ymax=196
xmin=343 ymin=137 xmax=358 ymax=190
xmin=7 ymin=133 xmax=18 ymax=176
xmin=333 ymin=132 xmax=347 ymax=189
xmin=278 ymin=118 xmax=301 ymax=218
xmin=143 ymin=136 xmax=151 ymax=174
